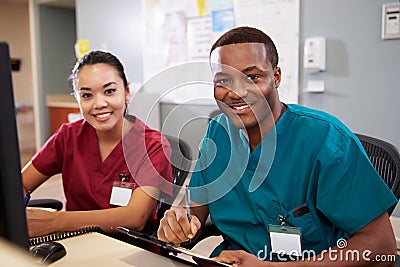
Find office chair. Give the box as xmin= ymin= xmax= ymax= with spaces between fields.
xmin=355 ymin=133 xmax=400 ymax=215
xmin=208 ymin=109 xmax=222 ymax=123
xmin=156 ymin=134 xmax=193 ymax=220
xmin=179 ymin=110 xmax=224 ymax=248
xmin=135 ymin=134 xmax=193 ymax=237
xmin=27 ymin=198 xmax=63 ymax=211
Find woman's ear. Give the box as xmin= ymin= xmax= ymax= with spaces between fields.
xmin=125 ymin=82 xmax=131 ymax=102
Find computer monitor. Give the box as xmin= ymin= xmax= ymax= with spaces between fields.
xmin=0 ymin=42 xmax=29 ymax=250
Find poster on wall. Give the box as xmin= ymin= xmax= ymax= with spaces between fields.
xmin=143 ymin=0 xmax=299 ymax=104
xmin=187 ymin=16 xmax=212 ymax=61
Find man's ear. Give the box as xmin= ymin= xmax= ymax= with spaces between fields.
xmin=274 ymin=67 xmax=281 ymax=88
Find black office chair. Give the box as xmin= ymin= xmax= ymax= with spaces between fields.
xmin=208 ymin=109 xmax=222 ymax=123
xmin=355 ymin=133 xmax=400 ymax=215
xmin=180 ymin=110 xmax=225 ymax=248
xmin=156 ymin=134 xmax=193 ymax=221
xmin=28 ymin=198 xmax=64 ymax=211
xmin=104 ymin=134 xmax=192 ymax=247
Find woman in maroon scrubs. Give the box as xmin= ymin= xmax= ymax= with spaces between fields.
xmin=22 ymin=51 xmax=172 ymax=237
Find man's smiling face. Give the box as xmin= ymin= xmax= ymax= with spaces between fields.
xmin=211 ymin=42 xmax=281 ymax=131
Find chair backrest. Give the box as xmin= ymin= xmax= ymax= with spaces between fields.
xmin=208 ymin=109 xmax=222 ymax=123
xmin=355 ymin=133 xmax=400 ymax=214
xmin=156 ymin=135 xmax=192 ymax=220
xmin=165 ymin=135 xmax=192 ymax=193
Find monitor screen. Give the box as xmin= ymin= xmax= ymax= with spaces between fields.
xmin=0 ymin=42 xmax=29 ymax=250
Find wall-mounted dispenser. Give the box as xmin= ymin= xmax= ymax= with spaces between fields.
xmin=303 ymin=37 xmax=326 ymax=73
xmin=382 ymin=2 xmax=400 ymax=39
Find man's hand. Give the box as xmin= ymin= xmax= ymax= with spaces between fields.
xmin=157 ymin=206 xmax=201 ymax=246
xmin=213 ymin=250 xmax=269 ymax=267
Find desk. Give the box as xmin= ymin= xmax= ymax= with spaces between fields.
xmin=391 ymin=216 xmax=400 ymax=250
xmin=52 ymin=232 xmax=192 ymax=267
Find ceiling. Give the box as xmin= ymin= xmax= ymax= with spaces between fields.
xmin=0 ymin=0 xmax=75 ymax=9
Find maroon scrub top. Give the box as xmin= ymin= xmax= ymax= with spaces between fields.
xmin=32 ymin=116 xmax=172 ymax=222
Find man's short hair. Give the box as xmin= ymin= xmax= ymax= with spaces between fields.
xmin=210 ymin=26 xmax=279 ymax=68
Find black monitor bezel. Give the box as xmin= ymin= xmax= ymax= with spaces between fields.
xmin=0 ymin=41 xmax=29 ymax=250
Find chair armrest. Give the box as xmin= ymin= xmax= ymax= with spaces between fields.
xmin=28 ymin=199 xmax=63 ymax=211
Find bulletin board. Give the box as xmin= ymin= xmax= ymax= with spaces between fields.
xmin=143 ymin=0 xmax=300 ymax=104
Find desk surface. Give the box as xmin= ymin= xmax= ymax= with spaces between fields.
xmin=52 ymin=232 xmax=192 ymax=267
xmin=391 ymin=216 xmax=400 ymax=250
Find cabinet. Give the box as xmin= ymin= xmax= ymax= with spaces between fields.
xmin=46 ymin=95 xmax=80 ymax=134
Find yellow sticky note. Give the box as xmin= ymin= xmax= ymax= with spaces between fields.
xmin=75 ymin=40 xmax=90 ymax=59
xmin=197 ymin=0 xmax=207 ymax=16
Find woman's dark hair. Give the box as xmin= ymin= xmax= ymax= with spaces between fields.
xmin=70 ymin=50 xmax=128 ymax=91
xmin=210 ymin=26 xmax=279 ymax=68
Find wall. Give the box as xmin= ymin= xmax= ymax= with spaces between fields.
xmin=75 ymin=0 xmax=400 ymax=150
xmin=0 ymin=2 xmax=35 ymax=150
xmin=0 ymin=2 xmax=33 ymax=106
xmin=31 ymin=1 xmax=76 ymax=146
xmin=75 ymin=0 xmax=143 ymax=84
xmin=301 ymin=0 xmax=400 ymax=148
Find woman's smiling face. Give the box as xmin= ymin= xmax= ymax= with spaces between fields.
xmin=75 ymin=63 xmax=130 ymax=134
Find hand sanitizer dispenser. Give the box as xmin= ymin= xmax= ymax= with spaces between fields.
xmin=304 ymin=37 xmax=326 ymax=73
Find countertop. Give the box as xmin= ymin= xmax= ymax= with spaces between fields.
xmin=46 ymin=94 xmax=78 ymax=109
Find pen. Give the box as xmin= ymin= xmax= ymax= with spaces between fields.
xmin=24 ymin=190 xmax=31 ymax=208
xmin=185 ymin=185 xmax=191 ymax=221
xmin=185 ymin=185 xmax=193 ymax=241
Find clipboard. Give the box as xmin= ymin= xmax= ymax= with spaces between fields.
xmin=111 ymin=226 xmax=231 ymax=267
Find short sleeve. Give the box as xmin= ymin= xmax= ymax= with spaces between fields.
xmin=31 ymin=126 xmax=65 ymax=176
xmin=317 ymin=137 xmax=397 ymax=234
xmin=124 ymin=128 xmax=173 ymax=198
xmin=138 ymin=134 xmax=173 ymax=195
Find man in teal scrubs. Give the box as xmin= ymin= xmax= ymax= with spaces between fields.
xmin=158 ymin=26 xmax=397 ymax=266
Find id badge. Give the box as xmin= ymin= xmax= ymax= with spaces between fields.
xmin=110 ymin=181 xmax=135 ymax=206
xmin=268 ymin=224 xmax=302 ymax=257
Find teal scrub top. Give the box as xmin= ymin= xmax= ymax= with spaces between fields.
xmin=189 ymin=104 xmax=397 ymax=260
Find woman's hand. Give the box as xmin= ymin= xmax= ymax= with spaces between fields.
xmin=26 ymin=208 xmax=60 ymax=237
